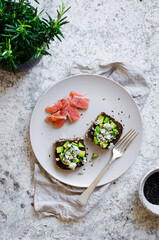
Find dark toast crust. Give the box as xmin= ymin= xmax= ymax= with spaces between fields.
xmin=54 ymin=138 xmax=86 ymax=170
xmin=85 ymin=112 xmax=123 ymax=148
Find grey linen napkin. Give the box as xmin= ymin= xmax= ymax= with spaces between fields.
xmin=34 ymin=60 xmax=149 ymax=221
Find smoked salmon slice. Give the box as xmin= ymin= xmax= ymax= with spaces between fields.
xmin=70 ymin=96 xmax=89 ymax=109
xmin=45 ymin=91 xmax=89 ymax=128
xmin=70 ymin=91 xmax=84 ymax=97
xmin=61 ymin=97 xmax=70 ymax=110
xmin=45 ymin=100 xmax=62 ymax=114
xmin=67 ymin=105 xmax=80 ymax=123
xmin=52 ymin=119 xmax=66 ymax=128
xmin=45 ymin=111 xmax=67 ymax=122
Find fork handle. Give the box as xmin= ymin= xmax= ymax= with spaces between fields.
xmin=77 ymin=157 xmax=114 ymax=206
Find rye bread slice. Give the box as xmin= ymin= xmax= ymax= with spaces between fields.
xmin=54 ymin=138 xmax=86 ymax=170
xmin=86 ymin=112 xmax=123 ymax=148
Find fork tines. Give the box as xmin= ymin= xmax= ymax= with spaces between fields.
xmin=115 ymin=129 xmax=138 ymax=152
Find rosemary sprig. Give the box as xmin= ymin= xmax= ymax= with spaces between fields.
xmin=0 ymin=0 xmax=70 ymax=73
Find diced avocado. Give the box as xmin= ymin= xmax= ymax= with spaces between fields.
xmin=59 ymin=152 xmax=65 ymax=160
xmin=78 ymin=142 xmax=85 ymax=148
xmin=72 ymin=142 xmax=78 ymax=147
xmin=100 ymin=141 xmax=105 ymax=148
xmin=92 ymin=153 xmax=99 ymax=159
xmin=95 ymin=126 xmax=100 ymax=132
xmin=77 ymin=158 xmax=83 ymax=164
xmin=113 ymin=128 xmax=119 ymax=135
xmin=99 ymin=123 xmax=103 ymax=128
xmin=104 ymin=117 xmax=109 ymax=123
xmin=72 ymin=159 xmax=78 ymax=163
xmin=94 ymin=131 xmax=98 ymax=137
xmin=98 ymin=115 xmax=105 ymax=124
xmin=94 ymin=136 xmax=99 ymax=145
xmin=79 ymin=150 xmax=85 ymax=157
xmin=100 ymin=141 xmax=108 ymax=148
xmin=63 ymin=141 xmax=70 ymax=148
xmin=102 ymin=142 xmax=108 ymax=148
xmin=62 ymin=161 xmax=70 ymax=165
xmin=56 ymin=146 xmax=64 ymax=153
xmin=110 ymin=122 xmax=117 ymax=128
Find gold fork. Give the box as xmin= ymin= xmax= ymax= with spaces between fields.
xmin=77 ymin=129 xmax=138 ymax=206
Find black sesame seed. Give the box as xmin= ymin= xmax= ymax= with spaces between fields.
xmin=144 ymin=172 xmax=159 ymax=205
xmin=20 ymin=204 xmax=25 ymax=209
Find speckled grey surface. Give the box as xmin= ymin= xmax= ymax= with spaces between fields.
xmin=0 ymin=0 xmax=159 ymax=239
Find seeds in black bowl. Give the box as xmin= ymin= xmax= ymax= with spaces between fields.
xmin=143 ymin=172 xmax=159 ymax=205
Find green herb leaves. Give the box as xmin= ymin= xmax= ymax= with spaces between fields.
xmin=0 ymin=0 xmax=70 ymax=73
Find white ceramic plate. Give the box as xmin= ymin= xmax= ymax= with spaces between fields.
xmin=30 ymin=74 xmax=142 ymax=187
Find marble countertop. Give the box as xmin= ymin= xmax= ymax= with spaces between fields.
xmin=1 ymin=0 xmax=159 ymax=239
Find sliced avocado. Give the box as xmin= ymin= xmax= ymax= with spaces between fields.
xmin=104 ymin=117 xmax=109 ymax=123
xmin=72 ymin=142 xmax=78 ymax=147
xmin=94 ymin=136 xmax=99 ymax=145
xmin=78 ymin=142 xmax=85 ymax=148
xmin=56 ymin=146 xmax=64 ymax=153
xmin=99 ymin=123 xmax=103 ymax=128
xmin=98 ymin=115 xmax=105 ymax=124
xmin=95 ymin=126 xmax=100 ymax=132
xmin=113 ymin=128 xmax=119 ymax=135
xmin=79 ymin=150 xmax=85 ymax=157
xmin=92 ymin=153 xmax=99 ymax=159
xmin=59 ymin=152 xmax=65 ymax=160
xmin=63 ymin=141 xmax=70 ymax=148
xmin=102 ymin=142 xmax=108 ymax=148
xmin=110 ymin=122 xmax=117 ymax=128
